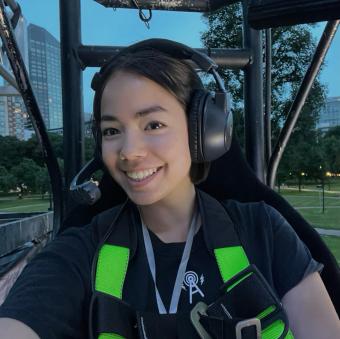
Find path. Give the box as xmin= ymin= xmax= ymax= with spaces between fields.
xmin=315 ymin=228 xmax=340 ymax=237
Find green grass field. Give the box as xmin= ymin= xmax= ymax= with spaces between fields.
xmin=279 ymin=188 xmax=340 ymax=230
xmin=321 ymin=236 xmax=340 ymax=265
xmin=0 ymin=196 xmax=50 ymax=213
xmin=1 ymin=189 xmax=339 ymax=263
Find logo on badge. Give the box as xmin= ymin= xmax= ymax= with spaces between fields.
xmin=182 ymin=271 xmax=205 ymax=304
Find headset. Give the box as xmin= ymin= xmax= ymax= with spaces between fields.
xmin=70 ymin=38 xmax=233 ymax=205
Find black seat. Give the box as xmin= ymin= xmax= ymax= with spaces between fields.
xmin=63 ymin=135 xmax=340 ymax=316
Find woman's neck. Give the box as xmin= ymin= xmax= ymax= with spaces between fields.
xmin=138 ymin=184 xmax=198 ymax=243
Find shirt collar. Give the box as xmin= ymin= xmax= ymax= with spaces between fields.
xmin=124 ymin=189 xmax=241 ymax=261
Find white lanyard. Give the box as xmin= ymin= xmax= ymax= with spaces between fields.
xmin=140 ymin=207 xmax=199 ymax=314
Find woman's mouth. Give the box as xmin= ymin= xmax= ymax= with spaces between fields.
xmin=124 ymin=166 xmax=163 ymax=186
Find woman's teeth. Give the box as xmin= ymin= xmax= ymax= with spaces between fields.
xmin=126 ymin=167 xmax=159 ymax=180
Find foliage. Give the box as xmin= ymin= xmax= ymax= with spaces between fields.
xmin=11 ymin=158 xmax=43 ymax=193
xmin=0 ymin=135 xmax=27 ymax=170
xmin=0 ymin=133 xmax=94 ymax=194
xmin=0 ymin=165 xmax=16 ymax=192
xmin=200 ymin=4 xmax=327 ymax=180
xmin=320 ymin=126 xmax=340 ymax=173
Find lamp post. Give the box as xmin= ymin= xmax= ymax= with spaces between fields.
xmin=320 ymin=166 xmax=325 ymax=214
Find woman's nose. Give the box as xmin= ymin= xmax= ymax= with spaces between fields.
xmin=119 ymin=131 xmax=147 ymax=160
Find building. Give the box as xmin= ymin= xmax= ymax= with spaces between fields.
xmin=0 ymin=86 xmax=26 ymax=140
xmin=317 ymin=96 xmax=340 ymax=132
xmin=0 ymin=16 xmax=28 ymax=140
xmin=28 ymin=23 xmax=62 ymax=130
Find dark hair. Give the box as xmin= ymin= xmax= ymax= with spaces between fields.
xmin=94 ymin=48 xmax=210 ymax=184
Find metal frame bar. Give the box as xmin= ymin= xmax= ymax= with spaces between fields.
xmin=242 ymin=0 xmax=265 ymax=182
xmin=94 ymin=0 xmax=237 ymax=12
xmin=60 ymin=0 xmax=85 ymax=216
xmin=0 ymin=0 xmax=63 ymax=237
xmin=264 ymin=28 xmax=272 ymax=171
xmin=267 ymin=20 xmax=340 ymax=188
xmin=4 ymin=0 xmax=19 ymax=12
xmin=77 ymin=45 xmax=252 ymax=69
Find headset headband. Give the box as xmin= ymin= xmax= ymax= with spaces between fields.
xmin=91 ymin=39 xmax=226 ymax=109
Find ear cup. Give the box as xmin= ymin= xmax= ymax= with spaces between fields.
xmin=189 ymin=90 xmax=233 ymax=163
xmin=203 ymin=95 xmax=233 ymax=161
xmin=189 ymin=89 xmax=210 ymax=163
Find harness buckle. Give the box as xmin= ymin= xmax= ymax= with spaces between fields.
xmin=190 ymin=302 xmax=212 ymax=339
xmin=235 ymin=318 xmax=261 ymax=339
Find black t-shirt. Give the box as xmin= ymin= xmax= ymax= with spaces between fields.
xmin=0 ymin=195 xmax=322 ymax=339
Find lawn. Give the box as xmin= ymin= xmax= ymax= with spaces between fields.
xmin=279 ymin=188 xmax=340 ymax=230
xmin=321 ymin=236 xmax=340 ymax=265
xmin=0 ymin=196 xmax=50 ymax=213
xmin=0 ymin=192 xmax=339 ymax=264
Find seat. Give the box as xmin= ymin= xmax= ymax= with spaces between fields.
xmin=63 ymin=135 xmax=340 ymax=316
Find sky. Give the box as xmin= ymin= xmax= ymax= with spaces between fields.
xmin=14 ymin=0 xmax=340 ymax=113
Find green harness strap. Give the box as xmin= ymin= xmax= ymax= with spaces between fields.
xmin=94 ymin=243 xmax=294 ymax=339
xmin=214 ymin=246 xmax=294 ymax=339
xmin=95 ymin=244 xmax=130 ymax=339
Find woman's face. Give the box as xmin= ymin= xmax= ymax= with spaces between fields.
xmin=100 ymin=71 xmax=193 ymax=206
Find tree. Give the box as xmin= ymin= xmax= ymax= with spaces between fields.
xmin=36 ymin=166 xmax=51 ymax=198
xmin=201 ymin=4 xmax=326 ymax=173
xmin=11 ymin=158 xmax=42 ymax=194
xmin=0 ymin=165 xmax=16 ymax=193
xmin=24 ymin=133 xmax=64 ymax=167
xmin=0 ymin=136 xmax=26 ymax=170
xmin=320 ymin=126 xmax=340 ymax=174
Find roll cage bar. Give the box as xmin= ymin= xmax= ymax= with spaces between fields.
xmin=0 ymin=0 xmax=339 ymax=236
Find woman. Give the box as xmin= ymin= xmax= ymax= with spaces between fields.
xmin=0 ymin=39 xmax=339 ymax=339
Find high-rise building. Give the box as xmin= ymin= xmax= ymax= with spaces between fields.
xmin=0 ymin=16 xmax=28 ymax=140
xmin=317 ymin=97 xmax=340 ymax=132
xmin=0 ymin=86 xmax=26 ymax=140
xmin=28 ymin=23 xmax=62 ymax=130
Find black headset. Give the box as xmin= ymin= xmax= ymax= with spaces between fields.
xmin=70 ymin=38 xmax=233 ymax=205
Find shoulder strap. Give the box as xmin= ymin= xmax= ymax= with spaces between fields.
xmin=93 ymin=200 xmax=132 ymax=299
xmin=211 ymin=201 xmax=294 ymax=339
xmin=95 ymin=244 xmax=129 ymax=299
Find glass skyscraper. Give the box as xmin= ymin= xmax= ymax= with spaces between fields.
xmin=28 ymin=23 xmax=62 ymax=130
xmin=318 ymin=97 xmax=340 ymax=132
xmin=0 ymin=16 xmax=28 ymax=140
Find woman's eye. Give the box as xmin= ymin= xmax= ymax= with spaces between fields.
xmin=145 ymin=121 xmax=165 ymax=130
xmin=102 ymin=128 xmax=119 ymax=137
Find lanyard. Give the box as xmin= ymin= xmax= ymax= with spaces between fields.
xmin=140 ymin=206 xmax=199 ymax=314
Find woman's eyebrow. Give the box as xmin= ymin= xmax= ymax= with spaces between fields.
xmin=101 ymin=105 xmax=168 ymax=122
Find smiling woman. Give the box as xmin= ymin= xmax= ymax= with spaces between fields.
xmin=0 ymin=39 xmax=339 ymax=339
xmin=100 ymin=71 xmax=193 ymax=209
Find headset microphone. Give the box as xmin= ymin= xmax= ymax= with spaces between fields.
xmin=70 ymin=158 xmax=102 ymax=205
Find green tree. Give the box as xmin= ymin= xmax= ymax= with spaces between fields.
xmin=201 ymin=4 xmax=326 ymax=165
xmin=11 ymin=158 xmax=42 ymax=194
xmin=24 ymin=133 xmax=64 ymax=167
xmin=320 ymin=126 xmax=340 ymax=173
xmin=0 ymin=165 xmax=16 ymax=193
xmin=0 ymin=136 xmax=26 ymax=170
xmin=36 ymin=166 xmax=51 ymax=198
xmin=85 ymin=135 xmax=96 ymax=162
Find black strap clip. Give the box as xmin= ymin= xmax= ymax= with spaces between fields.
xmin=235 ymin=318 xmax=261 ymax=339
xmin=190 ymin=265 xmax=289 ymax=339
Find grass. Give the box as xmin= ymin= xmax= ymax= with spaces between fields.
xmin=295 ymin=208 xmax=340 ymax=229
xmin=0 ymin=195 xmax=50 ymax=213
xmin=278 ymin=186 xmax=340 ymax=230
xmin=321 ymin=236 xmax=340 ymax=265
xmin=0 ymin=191 xmax=339 ymax=264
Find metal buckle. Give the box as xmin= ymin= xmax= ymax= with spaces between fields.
xmin=235 ymin=318 xmax=261 ymax=339
xmin=190 ymin=302 xmax=212 ymax=339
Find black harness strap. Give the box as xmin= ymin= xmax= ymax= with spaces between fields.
xmin=89 ymin=291 xmax=137 ymax=339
